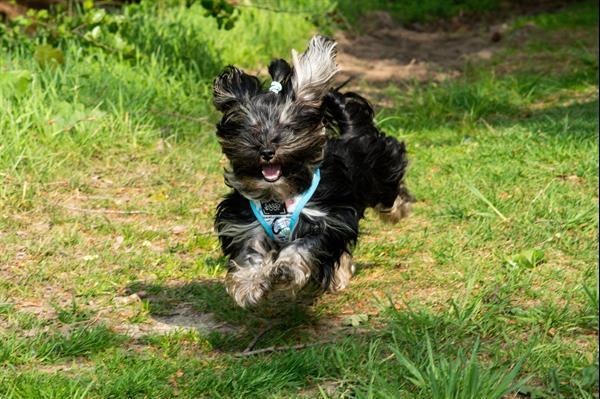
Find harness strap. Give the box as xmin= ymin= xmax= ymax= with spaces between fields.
xmin=248 ymin=168 xmax=321 ymax=242
xmin=289 ymin=168 xmax=320 ymax=234
xmin=249 ymin=200 xmax=277 ymax=240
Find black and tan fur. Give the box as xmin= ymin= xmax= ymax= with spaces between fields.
xmin=213 ymin=36 xmax=412 ymax=308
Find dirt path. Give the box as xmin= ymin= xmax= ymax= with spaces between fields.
xmin=334 ymin=11 xmax=525 ymax=84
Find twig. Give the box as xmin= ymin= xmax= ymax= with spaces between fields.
xmin=235 ymin=340 xmax=334 ymax=357
xmin=480 ymin=118 xmax=497 ymax=133
xmin=58 ymin=204 xmax=150 ymax=215
xmin=243 ymin=323 xmax=274 ymax=353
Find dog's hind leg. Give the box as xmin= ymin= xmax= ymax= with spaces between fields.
xmin=376 ymin=183 xmax=414 ymax=224
xmin=330 ymin=252 xmax=354 ymax=292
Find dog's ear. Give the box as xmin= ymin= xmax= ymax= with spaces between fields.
xmin=213 ymin=66 xmax=262 ymax=112
xmin=291 ymin=35 xmax=338 ymax=105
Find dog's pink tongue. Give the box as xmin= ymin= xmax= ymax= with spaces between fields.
xmin=261 ymin=164 xmax=282 ymax=182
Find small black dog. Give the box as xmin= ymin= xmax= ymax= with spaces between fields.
xmin=213 ymin=36 xmax=411 ymax=308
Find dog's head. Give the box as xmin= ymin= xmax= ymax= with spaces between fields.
xmin=213 ymin=36 xmax=337 ymax=200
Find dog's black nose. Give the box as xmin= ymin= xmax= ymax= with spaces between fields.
xmin=260 ymin=149 xmax=275 ymax=162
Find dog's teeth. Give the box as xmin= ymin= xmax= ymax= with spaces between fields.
xmin=262 ymin=165 xmax=282 ymax=182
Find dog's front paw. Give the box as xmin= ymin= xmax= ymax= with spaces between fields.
xmin=271 ymin=260 xmax=296 ymax=289
xmin=225 ymin=261 xmax=271 ymax=308
xmin=270 ymin=249 xmax=314 ymax=293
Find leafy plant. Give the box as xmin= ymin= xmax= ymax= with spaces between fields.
xmin=55 ymin=299 xmax=93 ymax=324
xmin=504 ymin=249 xmax=545 ymax=270
xmin=0 ymin=70 xmax=33 ymax=97
xmin=200 ymin=0 xmax=238 ymax=30
xmin=391 ymin=336 xmax=527 ymax=399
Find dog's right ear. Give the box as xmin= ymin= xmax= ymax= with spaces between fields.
xmin=213 ymin=66 xmax=262 ymax=112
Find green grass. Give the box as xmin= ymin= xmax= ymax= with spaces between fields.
xmin=336 ymin=0 xmax=499 ymax=25
xmin=514 ymin=1 xmax=599 ymax=30
xmin=0 ymin=1 xmax=598 ymax=398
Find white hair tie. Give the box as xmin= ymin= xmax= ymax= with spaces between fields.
xmin=269 ymin=81 xmax=283 ymax=94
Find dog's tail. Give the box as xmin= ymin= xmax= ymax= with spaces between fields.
xmin=323 ymin=90 xmax=376 ymax=139
xmin=323 ymin=90 xmax=413 ymax=222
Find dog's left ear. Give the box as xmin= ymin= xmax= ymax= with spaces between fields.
xmin=291 ymin=35 xmax=338 ymax=105
xmin=213 ymin=66 xmax=262 ymax=112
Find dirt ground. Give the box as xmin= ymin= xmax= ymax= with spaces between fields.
xmin=334 ymin=10 xmax=539 ymax=85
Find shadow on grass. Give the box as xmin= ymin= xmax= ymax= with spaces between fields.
xmin=127 ymin=277 xmax=328 ymax=351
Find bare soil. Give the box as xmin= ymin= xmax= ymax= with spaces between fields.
xmin=335 ymin=11 xmax=527 ymax=85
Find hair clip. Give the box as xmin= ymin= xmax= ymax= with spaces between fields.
xmin=269 ymin=81 xmax=283 ymax=94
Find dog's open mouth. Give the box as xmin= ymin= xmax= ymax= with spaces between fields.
xmin=261 ymin=164 xmax=282 ymax=182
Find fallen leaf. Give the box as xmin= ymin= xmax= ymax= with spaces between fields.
xmin=342 ymin=313 xmax=369 ymax=327
xmin=504 ymin=249 xmax=545 ymax=270
xmin=113 ymin=235 xmax=125 ymax=249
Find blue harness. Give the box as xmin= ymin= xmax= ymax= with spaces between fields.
xmin=249 ymin=169 xmax=321 ymax=242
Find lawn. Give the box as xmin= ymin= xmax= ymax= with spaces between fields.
xmin=0 ymin=1 xmax=598 ymax=398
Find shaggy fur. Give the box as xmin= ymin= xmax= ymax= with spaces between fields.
xmin=213 ymin=35 xmax=412 ymax=308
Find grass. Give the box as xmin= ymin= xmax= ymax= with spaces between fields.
xmin=513 ymin=1 xmax=599 ymax=30
xmin=335 ymin=0 xmax=500 ymax=25
xmin=0 ymin=1 xmax=598 ymax=398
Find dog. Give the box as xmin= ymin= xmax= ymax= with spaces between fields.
xmin=212 ymin=35 xmax=412 ymax=308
